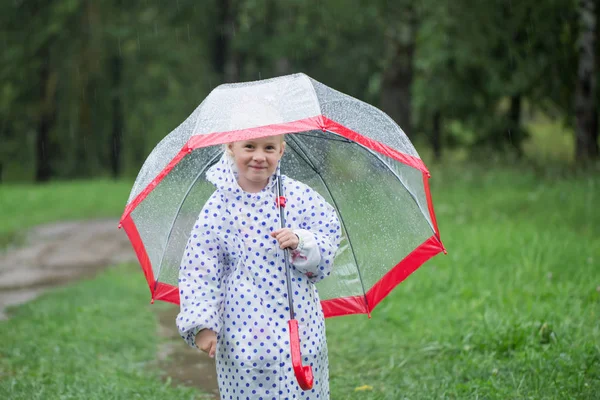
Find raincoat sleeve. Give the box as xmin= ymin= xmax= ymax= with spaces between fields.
xmin=176 ymin=192 xmax=228 ymax=348
xmin=291 ymin=185 xmax=341 ymax=284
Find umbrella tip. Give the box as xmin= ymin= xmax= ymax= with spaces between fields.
xmin=118 ymin=223 xmax=122 ymax=229
xmin=150 ymin=298 xmax=155 ymax=304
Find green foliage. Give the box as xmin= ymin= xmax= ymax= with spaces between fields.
xmin=0 ymin=0 xmax=595 ymax=182
xmin=413 ymin=0 xmax=579 ymax=152
xmin=523 ymin=112 xmax=575 ymax=164
xmin=232 ymin=0 xmax=384 ymax=103
xmin=0 ymin=0 xmax=215 ymax=181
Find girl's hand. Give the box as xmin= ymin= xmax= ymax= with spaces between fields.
xmin=271 ymin=228 xmax=299 ymax=250
xmin=195 ymin=329 xmax=217 ymax=358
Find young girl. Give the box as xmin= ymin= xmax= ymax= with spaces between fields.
xmin=176 ymin=134 xmax=341 ymax=399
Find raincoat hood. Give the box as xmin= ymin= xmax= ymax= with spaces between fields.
xmin=206 ymin=152 xmax=278 ymax=197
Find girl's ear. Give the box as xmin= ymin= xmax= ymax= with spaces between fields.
xmin=226 ymin=143 xmax=234 ymax=157
xmin=279 ymin=141 xmax=286 ymax=158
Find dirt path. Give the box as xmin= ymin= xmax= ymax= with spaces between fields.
xmin=156 ymin=305 xmax=220 ymax=397
xmin=0 ymin=219 xmax=219 ymax=397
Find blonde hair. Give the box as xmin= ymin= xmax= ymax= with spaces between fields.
xmin=223 ymin=97 xmax=287 ymax=156
xmin=223 ymin=134 xmax=286 ymax=157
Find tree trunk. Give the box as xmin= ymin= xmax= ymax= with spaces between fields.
xmin=575 ymin=0 xmax=599 ymax=162
xmin=213 ymin=0 xmax=229 ymax=77
xmin=214 ymin=0 xmax=241 ymax=83
xmin=508 ymin=94 xmax=524 ymax=155
xmin=431 ymin=111 xmax=442 ymax=161
xmin=35 ymin=46 xmax=57 ymax=182
xmin=110 ymin=54 xmax=124 ymax=179
xmin=380 ymin=7 xmax=416 ymax=136
xmin=74 ymin=78 xmax=94 ymax=177
xmin=73 ymin=0 xmax=100 ymax=178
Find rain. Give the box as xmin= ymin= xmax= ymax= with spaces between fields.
xmin=0 ymin=0 xmax=598 ymax=399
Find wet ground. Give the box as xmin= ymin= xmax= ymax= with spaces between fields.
xmin=156 ymin=305 xmax=220 ymax=397
xmin=0 ymin=219 xmax=219 ymax=397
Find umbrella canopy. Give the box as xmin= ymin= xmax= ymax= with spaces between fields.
xmin=120 ymin=72 xmax=445 ymax=317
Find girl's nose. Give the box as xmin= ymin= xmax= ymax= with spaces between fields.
xmin=253 ymin=153 xmax=266 ymax=162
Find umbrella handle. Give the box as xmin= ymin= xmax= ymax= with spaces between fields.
xmin=288 ymin=319 xmax=314 ymax=390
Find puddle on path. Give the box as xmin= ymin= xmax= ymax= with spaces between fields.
xmin=0 ymin=219 xmax=220 ymax=397
xmin=0 ymin=219 xmax=135 ymax=319
xmin=156 ymin=304 xmax=220 ymax=398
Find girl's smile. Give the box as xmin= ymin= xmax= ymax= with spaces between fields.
xmin=227 ymin=135 xmax=285 ymax=193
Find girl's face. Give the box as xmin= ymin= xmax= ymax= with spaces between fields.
xmin=227 ymin=135 xmax=285 ymax=193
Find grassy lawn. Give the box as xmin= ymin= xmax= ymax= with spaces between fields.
xmin=0 ymin=179 xmax=132 ymax=248
xmin=0 ymin=264 xmax=208 ymax=399
xmin=0 ymin=180 xmax=210 ymax=398
xmin=326 ymin=164 xmax=600 ymax=399
xmin=1 ymin=165 xmax=599 ymax=399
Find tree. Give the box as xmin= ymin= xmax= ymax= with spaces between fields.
xmin=379 ymin=2 xmax=418 ymax=137
xmin=574 ymin=0 xmax=599 ymax=162
xmin=214 ymin=0 xmax=242 ymax=83
xmin=109 ymin=53 xmax=124 ymax=178
xmin=35 ymin=44 xmax=58 ymax=182
xmin=412 ymin=0 xmax=582 ymax=159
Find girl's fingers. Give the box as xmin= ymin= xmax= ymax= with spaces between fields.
xmin=270 ymin=229 xmax=298 ymax=249
xmin=272 ymin=230 xmax=289 ymax=241
xmin=280 ymin=236 xmax=298 ymax=249
xmin=280 ymin=235 xmax=293 ymax=246
xmin=209 ymin=340 xmax=216 ymax=358
xmin=271 ymin=229 xmax=286 ymax=238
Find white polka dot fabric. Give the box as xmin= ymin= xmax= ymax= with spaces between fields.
xmin=177 ymin=154 xmax=341 ymax=399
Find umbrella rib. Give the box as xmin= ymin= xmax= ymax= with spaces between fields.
xmin=287 ymin=134 xmax=371 ymax=314
xmin=322 ymin=129 xmax=434 ymax=234
xmin=155 ymin=149 xmax=223 ymax=287
xmin=357 ymin=144 xmax=436 ymax=235
xmin=294 ymin=131 xmax=353 ymax=143
xmin=285 ymin=137 xmax=319 ymax=173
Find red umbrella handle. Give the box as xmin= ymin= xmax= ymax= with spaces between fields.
xmin=288 ymin=319 xmax=314 ymax=390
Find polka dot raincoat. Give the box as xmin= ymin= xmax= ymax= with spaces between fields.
xmin=176 ymin=153 xmax=341 ymax=399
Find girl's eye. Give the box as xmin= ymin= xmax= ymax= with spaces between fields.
xmin=244 ymin=144 xmax=254 ymax=149
xmin=266 ymin=146 xmax=275 ymax=150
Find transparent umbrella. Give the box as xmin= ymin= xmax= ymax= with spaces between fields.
xmin=120 ymin=73 xmax=446 ymax=389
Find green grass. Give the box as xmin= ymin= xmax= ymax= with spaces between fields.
xmin=326 ymin=164 xmax=600 ymax=399
xmin=0 ymin=264 xmax=208 ymax=399
xmin=0 ymin=179 xmax=132 ymax=248
xmin=523 ymin=117 xmax=575 ymax=164
xmin=1 ymin=166 xmax=599 ymax=399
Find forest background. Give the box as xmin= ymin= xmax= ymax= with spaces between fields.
xmin=1 ymin=0 xmax=599 ymax=182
